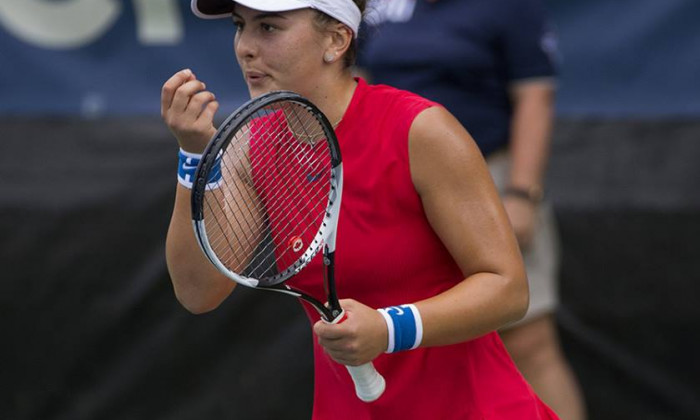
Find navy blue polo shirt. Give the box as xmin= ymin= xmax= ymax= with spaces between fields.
xmin=359 ymin=0 xmax=557 ymax=156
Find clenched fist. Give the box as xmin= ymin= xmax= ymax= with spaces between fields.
xmin=161 ymin=68 xmax=219 ymax=153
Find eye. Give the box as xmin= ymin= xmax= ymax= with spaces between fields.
xmin=232 ymin=18 xmax=244 ymax=31
xmin=261 ymin=23 xmax=277 ymax=32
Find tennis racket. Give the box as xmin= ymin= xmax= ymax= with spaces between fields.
xmin=190 ymin=91 xmax=386 ymax=402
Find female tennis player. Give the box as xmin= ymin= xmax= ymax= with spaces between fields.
xmin=162 ymin=0 xmax=559 ymax=418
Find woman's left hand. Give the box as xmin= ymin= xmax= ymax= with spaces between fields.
xmin=313 ymin=299 xmax=388 ymax=366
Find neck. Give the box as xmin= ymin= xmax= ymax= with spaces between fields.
xmin=304 ymin=72 xmax=357 ymax=130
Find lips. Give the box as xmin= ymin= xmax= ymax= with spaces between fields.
xmin=244 ymin=70 xmax=267 ymax=83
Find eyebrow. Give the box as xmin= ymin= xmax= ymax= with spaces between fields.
xmin=232 ymin=11 xmax=289 ymax=21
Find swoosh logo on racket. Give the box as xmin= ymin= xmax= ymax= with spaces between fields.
xmin=306 ymin=173 xmax=322 ymax=182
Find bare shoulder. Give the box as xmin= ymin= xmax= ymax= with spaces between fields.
xmin=408 ymin=106 xmax=491 ymax=198
xmin=406 ymin=106 xmax=522 ymax=279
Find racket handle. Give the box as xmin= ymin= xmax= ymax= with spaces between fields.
xmin=346 ymin=363 xmax=386 ymax=402
xmin=325 ymin=309 xmax=386 ymax=402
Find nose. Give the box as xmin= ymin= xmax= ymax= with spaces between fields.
xmin=234 ymin=28 xmax=255 ymax=61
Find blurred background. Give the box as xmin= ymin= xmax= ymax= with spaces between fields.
xmin=1 ymin=0 xmax=699 ymax=419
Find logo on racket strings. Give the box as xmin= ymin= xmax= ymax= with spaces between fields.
xmin=306 ymin=173 xmax=322 ymax=182
xmin=288 ymin=236 xmax=304 ymax=252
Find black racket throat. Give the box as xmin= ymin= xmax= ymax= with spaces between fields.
xmin=322 ymin=247 xmax=342 ymax=318
xmin=264 ymin=248 xmax=342 ymax=322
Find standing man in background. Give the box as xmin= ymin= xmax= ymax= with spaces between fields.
xmin=359 ymin=0 xmax=586 ymax=418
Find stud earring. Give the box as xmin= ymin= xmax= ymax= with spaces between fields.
xmin=323 ymin=52 xmax=335 ymax=63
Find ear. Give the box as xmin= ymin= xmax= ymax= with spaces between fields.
xmin=324 ymin=23 xmax=353 ymax=63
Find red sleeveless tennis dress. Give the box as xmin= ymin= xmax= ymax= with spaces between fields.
xmin=285 ymin=78 xmax=558 ymax=419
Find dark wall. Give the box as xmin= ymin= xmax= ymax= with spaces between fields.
xmin=547 ymin=119 xmax=700 ymax=420
xmin=541 ymin=2 xmax=700 ymax=417
xmin=1 ymin=118 xmax=314 ymax=420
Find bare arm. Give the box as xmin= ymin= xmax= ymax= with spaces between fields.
xmin=508 ymin=79 xmax=555 ymax=193
xmin=166 ymin=186 xmax=235 ymax=313
xmin=503 ymin=80 xmax=555 ymax=247
xmin=409 ymin=106 xmax=529 ymax=346
xmin=314 ymin=107 xmax=529 ymax=365
xmin=161 ymin=69 xmax=234 ymax=313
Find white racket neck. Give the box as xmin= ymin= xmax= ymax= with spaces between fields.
xmin=324 ymin=163 xmax=343 ymax=253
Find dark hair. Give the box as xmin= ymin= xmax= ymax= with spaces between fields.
xmin=313 ymin=0 xmax=367 ymax=68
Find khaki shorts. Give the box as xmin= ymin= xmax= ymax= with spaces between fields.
xmin=487 ymin=151 xmax=560 ymax=327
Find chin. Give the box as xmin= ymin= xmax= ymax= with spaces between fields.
xmin=247 ymin=79 xmax=281 ymax=99
xmin=249 ymin=87 xmax=281 ymax=99
xmin=247 ymin=87 xmax=265 ymax=99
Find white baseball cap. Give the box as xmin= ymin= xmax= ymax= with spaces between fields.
xmin=191 ymin=0 xmax=361 ymax=37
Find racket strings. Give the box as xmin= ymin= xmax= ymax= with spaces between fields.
xmin=204 ymin=126 xmax=270 ymax=273
xmin=221 ymin=113 xmax=298 ymax=277
xmin=210 ymin=111 xmax=306 ymax=272
xmin=229 ymin=109 xmax=322 ymax=239
xmin=242 ymin=106 xmax=330 ymax=276
xmin=244 ymin=107 xmax=328 ymax=277
xmin=206 ymin=127 xmax=262 ymax=244
xmin=202 ymin=101 xmax=332 ymax=283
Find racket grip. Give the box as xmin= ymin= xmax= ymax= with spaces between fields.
xmin=324 ymin=310 xmax=386 ymax=402
xmin=346 ymin=362 xmax=386 ymax=402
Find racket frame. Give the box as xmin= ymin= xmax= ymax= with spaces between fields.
xmin=190 ymin=91 xmax=343 ymax=321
